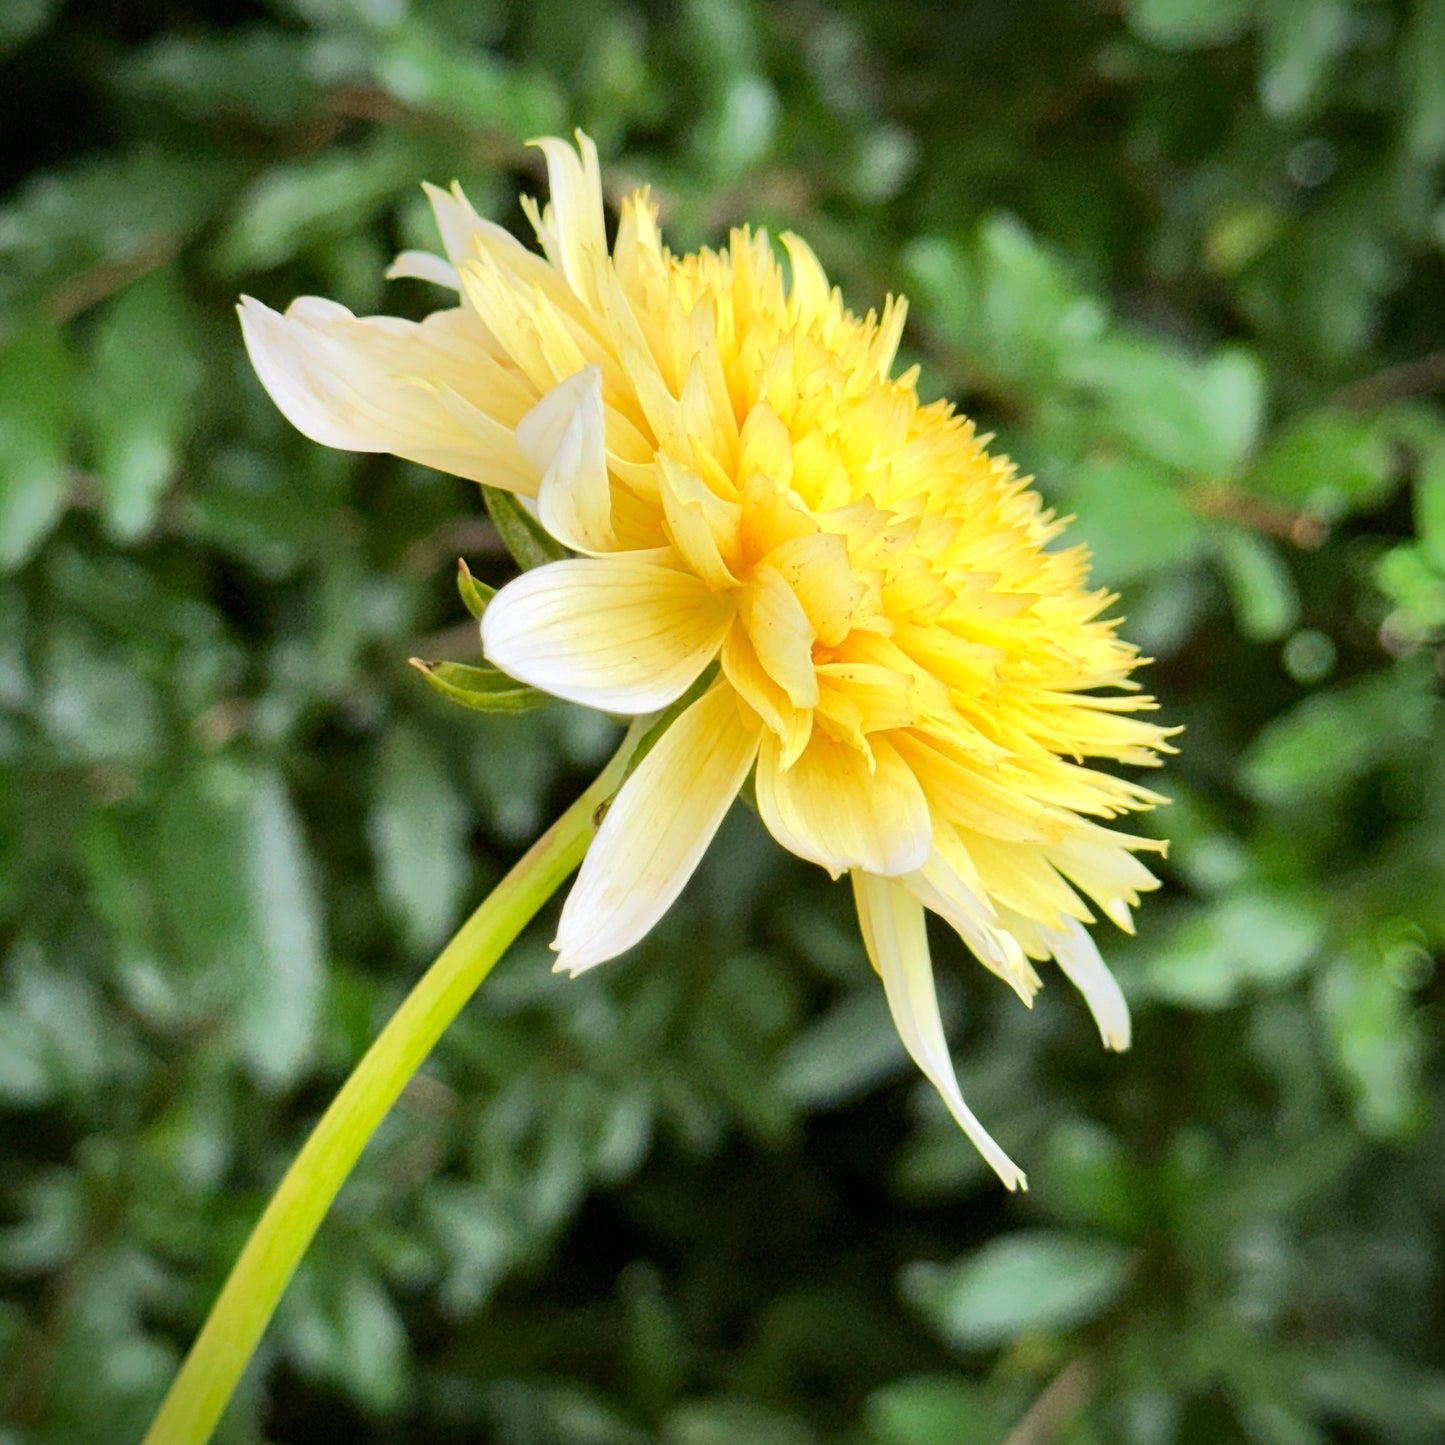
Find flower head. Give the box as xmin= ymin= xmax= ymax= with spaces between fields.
xmin=241 ymin=132 xmax=1173 ymax=1188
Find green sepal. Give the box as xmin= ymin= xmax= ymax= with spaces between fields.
xmin=456 ymin=558 xmax=495 ymax=620
xmin=408 ymin=657 xmax=550 ymax=713
xmin=482 ymin=486 xmax=567 ymax=570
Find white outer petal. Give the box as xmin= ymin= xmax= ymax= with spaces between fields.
xmin=516 ymin=366 xmax=615 ymax=553
xmin=553 ymin=685 xmax=759 ymax=974
xmin=852 ymin=872 xmax=1027 ymax=1191
xmin=481 ymin=557 xmax=732 ymax=714
xmin=237 ymin=296 xmax=533 ymax=489
xmin=1047 ymin=917 xmax=1132 ymax=1052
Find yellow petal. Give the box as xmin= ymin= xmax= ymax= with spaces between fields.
xmin=658 ymin=455 xmax=740 ymax=589
xmin=517 ymin=366 xmax=616 ymax=553
xmin=554 ymin=685 xmax=760 ymax=973
xmin=814 ymin=663 xmax=916 ymax=753
xmin=764 ymin=532 xmax=864 ymax=646
xmin=737 ymin=402 xmax=794 ymax=489
xmin=781 ymin=232 xmax=833 ymax=329
xmin=481 ymin=556 xmax=732 ymax=713
xmin=755 ymin=730 xmax=930 ymax=878
xmin=739 ymin=565 xmax=818 ymax=709
xmin=720 ymin=623 xmax=812 ymax=765
xmin=851 ymin=872 xmax=1026 ymax=1191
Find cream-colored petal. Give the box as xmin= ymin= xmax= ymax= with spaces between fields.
xmin=852 ymin=872 xmax=1026 ymax=1191
xmin=481 ymin=557 xmax=732 ymax=714
xmin=755 ymin=730 xmax=931 ymax=879
xmin=906 ymin=851 xmax=1039 ymax=1006
xmin=719 ymin=624 xmax=812 ymax=765
xmin=553 ymin=685 xmax=760 ymax=974
xmin=237 ymin=296 xmax=534 ymax=489
xmin=517 ymin=366 xmax=616 ymax=553
xmin=421 ymin=181 xmax=488 ymax=268
xmin=739 ymin=565 xmax=818 ymax=709
xmin=386 ymin=250 xmax=459 ymax=290
xmin=1046 ymin=917 xmax=1131 ymax=1052
xmin=527 ymin=132 xmax=608 ymax=309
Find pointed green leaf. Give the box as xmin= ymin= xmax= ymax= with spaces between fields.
xmin=409 ymin=657 xmax=550 ymax=713
xmin=456 ymin=558 xmax=495 ymax=620
xmin=158 ymin=757 xmax=323 ymax=1090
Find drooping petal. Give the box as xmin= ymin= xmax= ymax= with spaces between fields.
xmin=481 ymin=556 xmax=732 ymax=713
xmin=553 ymin=685 xmax=760 ymax=973
xmin=755 ymin=730 xmax=931 ymax=878
xmin=1046 ymin=917 xmax=1131 ymax=1051
xmin=852 ymin=872 xmax=1026 ymax=1191
xmin=517 ymin=366 xmax=616 ymax=553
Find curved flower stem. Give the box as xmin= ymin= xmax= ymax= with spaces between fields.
xmin=143 ymin=721 xmax=646 ymax=1445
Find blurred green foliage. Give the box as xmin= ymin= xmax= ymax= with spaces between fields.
xmin=1 ymin=0 xmax=1443 ymax=1441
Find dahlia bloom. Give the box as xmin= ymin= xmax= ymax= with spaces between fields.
xmin=240 ymin=133 xmax=1172 ymax=1188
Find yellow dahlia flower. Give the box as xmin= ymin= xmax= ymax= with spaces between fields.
xmin=240 ymin=133 xmax=1172 ymax=1189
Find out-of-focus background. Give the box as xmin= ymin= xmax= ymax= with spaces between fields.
xmin=2 ymin=0 xmax=1443 ymax=1441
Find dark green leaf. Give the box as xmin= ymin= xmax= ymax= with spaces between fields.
xmin=0 ymin=321 xmax=72 ymax=571
xmin=483 ymin=485 xmax=568 ymax=570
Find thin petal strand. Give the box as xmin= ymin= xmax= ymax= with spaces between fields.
xmin=554 ymin=686 xmax=760 ymax=973
xmin=852 ymin=872 xmax=1026 ymax=1191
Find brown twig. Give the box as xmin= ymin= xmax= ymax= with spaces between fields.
xmin=44 ymin=233 xmax=180 ymax=323
xmin=1002 ymin=1357 xmax=1098 ymax=1445
xmin=1329 ymin=351 xmax=1445 ymax=412
xmin=1187 ymin=481 xmax=1328 ymax=549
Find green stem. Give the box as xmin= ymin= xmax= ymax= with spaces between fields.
xmin=143 ymin=723 xmax=645 ymax=1445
